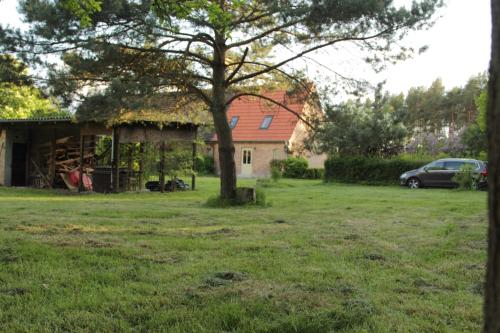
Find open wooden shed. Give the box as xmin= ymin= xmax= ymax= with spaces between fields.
xmin=0 ymin=116 xmax=198 ymax=192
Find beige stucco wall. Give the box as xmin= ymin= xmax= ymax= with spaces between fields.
xmin=288 ymin=101 xmax=327 ymax=169
xmin=210 ymin=142 xmax=287 ymax=178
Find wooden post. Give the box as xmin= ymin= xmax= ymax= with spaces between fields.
xmin=25 ymin=129 xmax=31 ymax=186
xmin=127 ymin=143 xmax=133 ymax=191
xmin=112 ymin=127 xmax=120 ymax=193
xmin=78 ymin=134 xmax=85 ymax=192
xmin=159 ymin=141 xmax=165 ymax=193
xmin=49 ymin=129 xmax=56 ymax=188
xmin=191 ymin=129 xmax=197 ymax=191
xmin=138 ymin=142 xmax=144 ymax=191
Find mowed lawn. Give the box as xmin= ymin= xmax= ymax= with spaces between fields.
xmin=0 ymin=177 xmax=487 ymax=332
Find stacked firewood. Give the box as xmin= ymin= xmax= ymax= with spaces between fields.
xmin=44 ymin=136 xmax=95 ymax=176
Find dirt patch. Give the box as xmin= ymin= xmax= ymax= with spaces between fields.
xmin=0 ymin=246 xmax=19 ymax=263
xmin=0 ymin=287 xmax=28 ymax=296
xmin=344 ymin=234 xmax=360 ymax=241
xmin=205 ymin=228 xmax=235 ymax=236
xmin=203 ymin=271 xmax=247 ymax=288
xmin=364 ymin=253 xmax=386 ymax=261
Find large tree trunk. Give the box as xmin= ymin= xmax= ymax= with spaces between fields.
xmin=211 ymin=34 xmax=237 ymax=200
xmin=484 ymin=1 xmax=500 ymax=331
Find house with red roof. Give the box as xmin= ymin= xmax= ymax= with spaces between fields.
xmin=207 ymin=90 xmax=326 ymax=178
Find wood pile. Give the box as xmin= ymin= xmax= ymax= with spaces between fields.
xmin=44 ymin=136 xmax=95 ymax=175
xmin=28 ymin=136 xmax=96 ymax=188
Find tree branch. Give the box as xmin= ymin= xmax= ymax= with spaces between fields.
xmin=225 ymin=92 xmax=313 ymax=129
xmin=229 ymin=28 xmax=396 ymax=85
xmin=225 ymin=47 xmax=249 ymax=85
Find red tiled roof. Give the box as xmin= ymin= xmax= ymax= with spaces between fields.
xmin=211 ymin=91 xmax=305 ymax=142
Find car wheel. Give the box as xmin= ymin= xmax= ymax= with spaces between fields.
xmin=407 ymin=177 xmax=421 ymax=189
xmin=472 ymin=180 xmax=479 ymax=190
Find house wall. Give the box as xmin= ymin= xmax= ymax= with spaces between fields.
xmin=210 ymin=141 xmax=287 ymax=178
xmin=288 ymin=102 xmax=327 ymax=169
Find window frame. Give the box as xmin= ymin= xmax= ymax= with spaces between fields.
xmin=259 ymin=115 xmax=273 ymax=129
xmin=229 ymin=116 xmax=239 ymax=129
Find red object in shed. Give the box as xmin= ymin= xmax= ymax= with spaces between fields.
xmin=68 ymin=170 xmax=93 ymax=191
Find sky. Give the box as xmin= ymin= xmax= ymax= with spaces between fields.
xmin=0 ymin=0 xmax=492 ymax=96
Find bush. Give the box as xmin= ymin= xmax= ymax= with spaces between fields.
xmin=271 ymin=166 xmax=281 ymax=182
xmin=324 ymin=156 xmax=431 ymax=185
xmin=283 ymin=157 xmax=309 ymax=178
xmin=194 ymin=155 xmax=215 ymax=175
xmin=452 ymin=164 xmax=477 ymax=190
xmin=304 ymin=168 xmax=325 ymax=180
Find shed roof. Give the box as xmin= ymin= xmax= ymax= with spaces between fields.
xmin=0 ymin=116 xmax=74 ymax=124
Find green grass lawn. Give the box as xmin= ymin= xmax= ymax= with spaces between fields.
xmin=0 ymin=177 xmax=487 ymax=332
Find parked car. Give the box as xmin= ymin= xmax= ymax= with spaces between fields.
xmin=400 ymin=158 xmax=488 ymax=189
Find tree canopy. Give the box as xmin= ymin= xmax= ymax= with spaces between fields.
xmin=0 ymin=54 xmax=64 ymax=119
xmin=0 ymin=0 xmax=442 ymax=198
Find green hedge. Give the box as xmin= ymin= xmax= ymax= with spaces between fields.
xmin=270 ymin=158 xmax=324 ymax=179
xmin=283 ymin=157 xmax=309 ymax=178
xmin=324 ymin=157 xmax=431 ymax=185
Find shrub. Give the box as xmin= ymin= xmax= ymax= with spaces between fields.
xmin=324 ymin=156 xmax=431 ymax=185
xmin=270 ymin=159 xmax=285 ymax=171
xmin=304 ymin=168 xmax=324 ymax=180
xmin=283 ymin=157 xmax=309 ymax=178
xmin=452 ymin=164 xmax=477 ymax=190
xmin=271 ymin=166 xmax=282 ymax=182
xmin=194 ymin=155 xmax=215 ymax=175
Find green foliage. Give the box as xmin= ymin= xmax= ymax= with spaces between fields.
xmin=459 ymin=90 xmax=488 ymax=158
xmin=476 ymin=90 xmax=487 ymax=132
xmin=255 ymin=187 xmax=268 ymax=207
xmin=324 ymin=157 xmax=431 ymax=185
xmin=402 ymin=74 xmax=487 ymax=133
xmin=0 ymin=83 xmax=64 ymax=119
xmin=461 ymin=124 xmax=487 ymax=158
xmin=61 ymin=0 xmax=102 ymax=27
xmin=270 ymin=165 xmax=281 ymax=182
xmin=303 ymin=168 xmax=325 ymax=180
xmin=283 ymin=157 xmax=309 ymax=178
xmin=452 ymin=164 xmax=478 ymax=190
xmin=0 ymin=55 xmax=65 ymax=119
xmin=163 ymin=145 xmax=194 ymax=180
xmin=194 ymin=154 xmax=215 ymax=175
xmin=0 ymin=55 xmax=32 ymax=85
xmin=313 ymin=97 xmax=407 ymax=158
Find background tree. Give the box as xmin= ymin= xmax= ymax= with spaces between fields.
xmin=484 ymin=0 xmax=500 ymax=331
xmin=0 ymin=54 xmax=64 ymax=119
xmin=313 ymin=96 xmax=407 ymax=157
xmin=0 ymin=0 xmax=442 ymax=199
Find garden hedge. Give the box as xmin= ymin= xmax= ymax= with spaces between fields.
xmin=324 ymin=157 xmax=432 ymax=185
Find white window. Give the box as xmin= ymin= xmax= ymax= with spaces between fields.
xmin=242 ymin=149 xmax=252 ymax=164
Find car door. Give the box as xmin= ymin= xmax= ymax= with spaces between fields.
xmin=420 ymin=160 xmax=447 ymax=186
xmin=443 ymin=161 xmax=464 ymax=186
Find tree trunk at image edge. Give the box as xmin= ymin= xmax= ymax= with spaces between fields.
xmin=484 ymin=1 xmax=500 ymax=332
